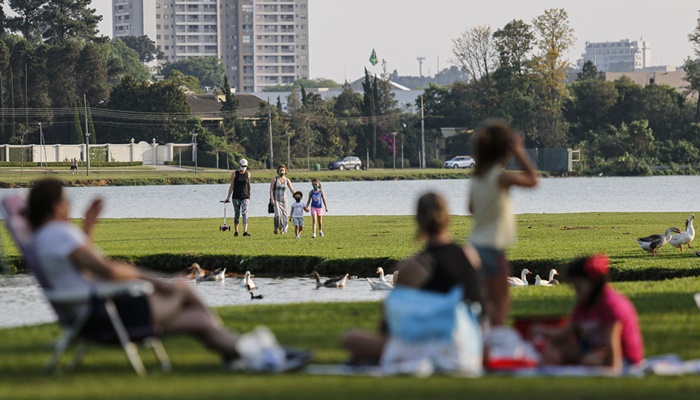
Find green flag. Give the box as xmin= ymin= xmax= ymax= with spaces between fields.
xmin=369 ymin=49 xmax=378 ymax=66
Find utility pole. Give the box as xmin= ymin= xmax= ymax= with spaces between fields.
xmin=286 ymin=130 xmax=291 ymax=168
xmin=268 ymin=98 xmax=274 ymax=169
xmin=420 ymin=95 xmax=425 ymax=169
xmin=417 ymin=56 xmax=426 ymax=77
xmin=84 ymin=94 xmax=90 ymax=176
xmin=38 ymin=122 xmax=43 ymax=168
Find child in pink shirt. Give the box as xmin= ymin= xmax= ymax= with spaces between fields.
xmin=534 ymin=254 xmax=644 ymax=370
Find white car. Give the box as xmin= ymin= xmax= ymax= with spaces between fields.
xmin=444 ymin=156 xmax=476 ymax=169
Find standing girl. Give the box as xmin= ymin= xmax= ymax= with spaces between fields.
xmin=305 ymin=178 xmax=328 ymax=238
xmin=224 ymin=159 xmax=251 ymax=237
xmin=468 ymin=119 xmax=538 ymax=327
xmin=269 ymin=165 xmax=295 ymax=235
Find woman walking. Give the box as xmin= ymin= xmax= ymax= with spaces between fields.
xmin=224 ymin=159 xmax=251 ymax=237
xmin=269 ymin=165 xmax=295 ymax=234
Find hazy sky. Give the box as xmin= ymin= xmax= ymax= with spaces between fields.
xmin=94 ymin=0 xmax=698 ymax=82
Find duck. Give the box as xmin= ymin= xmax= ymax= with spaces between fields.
xmin=250 ymin=292 xmax=264 ymax=300
xmin=241 ymin=271 xmax=257 ymax=290
xmin=185 ymin=263 xmax=211 ymax=280
xmin=637 ymin=227 xmax=682 ymax=256
xmin=507 ymin=269 xmax=531 ymax=287
xmin=367 ymin=277 xmax=394 ymax=291
xmin=213 ymin=268 xmax=226 ymax=282
xmin=376 ymin=267 xmax=394 ymax=283
xmin=311 ymin=271 xmax=348 ymax=289
xmin=670 ymin=214 xmax=695 ymax=252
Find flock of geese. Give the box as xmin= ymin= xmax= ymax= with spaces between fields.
xmin=636 ymin=214 xmax=695 ymax=256
xmin=507 ymin=269 xmax=559 ymax=287
xmin=183 ymin=264 xmax=399 ymax=296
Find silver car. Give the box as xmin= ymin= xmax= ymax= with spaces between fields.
xmin=328 ymin=156 xmax=362 ymax=171
xmin=444 ymin=156 xmax=476 ymax=169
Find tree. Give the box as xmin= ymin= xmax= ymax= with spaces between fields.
xmin=451 ymin=25 xmax=498 ymax=85
xmin=76 ymin=42 xmax=109 ymax=106
xmin=7 ymin=0 xmax=46 ymax=40
xmin=163 ymin=70 xmax=202 ymax=93
xmin=682 ymin=58 xmax=700 ymax=122
xmin=105 ymin=38 xmax=151 ymax=84
xmin=41 ymin=0 xmax=102 ymax=44
xmin=161 ymin=57 xmax=225 ymax=88
xmin=566 ymin=78 xmax=617 ymax=143
xmin=690 ymin=11 xmax=700 ymax=57
xmin=0 ymin=0 xmax=7 ymax=35
xmin=493 ymin=19 xmax=534 ymax=77
xmin=577 ymin=60 xmax=603 ymax=81
xmin=70 ymin=102 xmax=83 ymax=144
xmin=118 ymin=35 xmax=162 ymax=63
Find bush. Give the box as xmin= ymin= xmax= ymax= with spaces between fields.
xmin=368 ymin=159 xmax=384 ymax=169
xmin=0 ymin=161 xmax=143 ymax=168
xmin=427 ymin=158 xmax=444 ymax=168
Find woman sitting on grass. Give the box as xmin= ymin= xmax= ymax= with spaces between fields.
xmin=342 ymin=192 xmax=482 ymax=367
xmin=27 ymin=178 xmax=309 ymax=372
xmin=533 ymin=254 xmax=644 ymax=371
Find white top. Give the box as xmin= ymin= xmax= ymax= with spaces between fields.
xmin=468 ymin=166 xmax=515 ymax=250
xmin=33 ymin=221 xmax=91 ymax=291
xmin=290 ymin=201 xmax=305 ymax=218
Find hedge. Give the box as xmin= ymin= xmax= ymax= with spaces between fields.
xmin=0 ymin=161 xmax=143 ymax=168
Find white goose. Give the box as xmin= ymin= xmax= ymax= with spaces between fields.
xmin=367 ymin=271 xmax=397 ymax=291
xmin=240 ymin=271 xmax=257 ymax=290
xmin=508 ymin=269 xmax=531 ymax=287
xmin=376 ymin=267 xmax=394 ymax=283
xmin=670 ymin=214 xmax=696 ymax=252
xmin=214 ymin=268 xmax=226 ymax=282
xmin=534 ymin=269 xmax=559 ymax=286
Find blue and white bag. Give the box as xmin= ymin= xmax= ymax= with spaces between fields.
xmin=380 ymin=286 xmax=483 ymax=376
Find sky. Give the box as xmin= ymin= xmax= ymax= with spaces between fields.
xmin=93 ymin=0 xmax=698 ymax=82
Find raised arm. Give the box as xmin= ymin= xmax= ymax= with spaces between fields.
xmin=498 ymin=132 xmax=539 ymax=189
xmin=83 ymin=198 xmax=104 ymax=241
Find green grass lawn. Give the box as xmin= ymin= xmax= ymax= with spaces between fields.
xmin=3 ymin=213 xmax=698 ymax=278
xmin=0 ymin=166 xmax=471 ymax=187
xmin=0 ymin=279 xmax=699 ymax=399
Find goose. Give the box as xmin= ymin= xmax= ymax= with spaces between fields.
xmin=507 ymin=269 xmax=531 ymax=287
xmin=537 ymin=269 xmax=559 ymax=286
xmin=194 ymin=266 xmax=220 ymax=284
xmin=376 ymin=267 xmax=394 ymax=283
xmin=213 ymin=268 xmax=226 ymax=282
xmin=311 ymin=271 xmax=348 ymax=289
xmin=637 ymin=227 xmax=682 ymax=256
xmin=367 ymin=277 xmax=394 ymax=291
xmin=250 ymin=292 xmax=264 ymax=300
xmin=534 ymin=274 xmax=552 ymax=287
xmin=670 ymin=215 xmax=696 ymax=252
xmin=185 ymin=263 xmax=211 ymax=280
xmin=241 ymin=271 xmax=257 ymax=290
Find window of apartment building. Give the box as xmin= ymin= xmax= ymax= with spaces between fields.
xmin=242 ymin=4 xmax=253 ymax=12
xmin=156 ymin=4 xmax=160 ymax=8
xmin=165 ymin=46 xmax=170 ymax=50
xmin=157 ymin=24 xmax=161 ymax=29
xmin=156 ymin=14 xmax=161 ymax=19
xmin=242 ymin=36 xmax=251 ymax=43
xmin=300 ymin=55 xmax=307 ymax=60
xmin=157 ymin=35 xmax=162 ymax=39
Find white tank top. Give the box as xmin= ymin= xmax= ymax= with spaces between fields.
xmin=468 ymin=166 xmax=515 ymax=250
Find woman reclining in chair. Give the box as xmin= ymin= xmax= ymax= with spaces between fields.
xmin=26 ymin=178 xmax=308 ymax=372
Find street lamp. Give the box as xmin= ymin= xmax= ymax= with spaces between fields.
xmin=391 ymin=131 xmax=398 ymax=171
xmin=191 ymin=131 xmax=198 ymax=174
xmin=401 ymin=123 xmax=406 ymax=169
xmin=286 ymin=130 xmax=292 ymax=168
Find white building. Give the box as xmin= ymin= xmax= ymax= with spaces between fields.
xmin=112 ymin=0 xmax=310 ymax=93
xmin=579 ymin=39 xmax=651 ymax=72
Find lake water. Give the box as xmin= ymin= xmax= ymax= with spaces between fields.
xmin=0 ymin=176 xmax=697 ymax=219
xmin=1 ymin=175 xmax=698 ymax=328
xmin=0 ymin=274 xmax=388 ymax=329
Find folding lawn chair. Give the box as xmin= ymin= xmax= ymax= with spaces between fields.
xmin=0 ymin=195 xmax=171 ymax=376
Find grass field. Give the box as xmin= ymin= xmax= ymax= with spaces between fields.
xmin=3 ymin=213 xmax=698 ymax=279
xmin=0 ymin=166 xmax=472 ymax=187
xmin=0 ymin=279 xmax=699 ymax=399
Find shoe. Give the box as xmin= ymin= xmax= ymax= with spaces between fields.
xmin=235 ymin=231 xmax=239 ymax=237
xmin=295 ymin=235 xmax=300 ymax=239
xmin=319 ymin=231 xmax=324 ymax=237
xmin=311 ymin=233 xmax=316 ymax=238
xmin=243 ymin=232 xmax=251 ymax=237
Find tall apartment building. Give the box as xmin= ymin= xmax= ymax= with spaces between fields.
xmin=112 ymin=0 xmax=310 ymax=93
xmin=578 ymin=39 xmax=651 ymax=72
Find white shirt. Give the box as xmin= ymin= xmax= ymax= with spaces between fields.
xmin=33 ymin=221 xmax=92 ymax=292
xmin=468 ymin=166 xmax=516 ymax=250
xmin=290 ymin=201 xmax=305 ymax=218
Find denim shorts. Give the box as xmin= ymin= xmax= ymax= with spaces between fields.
xmin=474 ymin=246 xmax=507 ymax=277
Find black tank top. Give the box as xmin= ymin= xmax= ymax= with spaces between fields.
xmin=421 ymin=243 xmax=481 ymax=304
xmin=232 ymin=170 xmax=250 ymax=200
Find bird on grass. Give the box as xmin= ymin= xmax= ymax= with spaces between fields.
xmin=534 ymin=269 xmax=559 ymax=287
xmin=670 ymin=214 xmax=695 ymax=252
xmin=310 ymin=271 xmax=348 ymax=289
xmin=637 ymin=227 xmax=682 ymax=256
xmin=508 ymin=269 xmax=532 ymax=287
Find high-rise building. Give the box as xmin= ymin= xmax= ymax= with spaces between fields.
xmin=578 ymin=39 xmax=651 ymax=72
xmin=112 ymin=0 xmax=310 ymax=92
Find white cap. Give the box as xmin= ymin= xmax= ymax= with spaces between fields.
xmin=239 ymin=159 xmax=248 ymax=167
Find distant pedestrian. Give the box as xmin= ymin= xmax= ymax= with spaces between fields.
xmin=70 ymin=158 xmax=77 ymax=174
xmin=289 ymin=191 xmax=307 ymax=239
xmin=305 ymin=178 xmax=328 ymax=238
xmin=224 ymin=159 xmax=251 ymax=237
xmin=468 ymin=119 xmax=538 ymax=327
xmin=269 ymin=165 xmax=295 ymax=235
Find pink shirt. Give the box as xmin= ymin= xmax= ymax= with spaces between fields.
xmin=572 ymin=286 xmax=644 ymax=364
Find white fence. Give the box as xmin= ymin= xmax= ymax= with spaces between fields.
xmin=0 ymin=140 xmax=195 ymax=165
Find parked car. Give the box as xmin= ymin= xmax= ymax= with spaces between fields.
xmin=443 ymin=156 xmax=476 ymax=169
xmin=328 ymin=156 xmax=363 ymax=170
